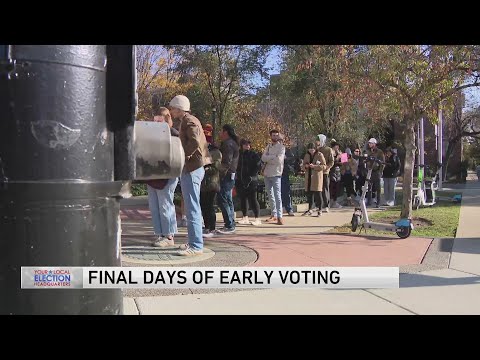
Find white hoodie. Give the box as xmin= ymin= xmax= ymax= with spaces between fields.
xmin=261 ymin=142 xmax=285 ymax=177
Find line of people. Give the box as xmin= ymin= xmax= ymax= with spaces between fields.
xmin=144 ymin=95 xmax=291 ymax=257
xmin=144 ymin=94 xmax=402 ymax=257
xmin=300 ymin=136 xmax=402 ymax=212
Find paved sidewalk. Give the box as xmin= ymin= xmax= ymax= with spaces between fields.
xmin=123 ymin=174 xmax=480 ymax=315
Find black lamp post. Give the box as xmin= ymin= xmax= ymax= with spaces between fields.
xmin=0 ymin=45 xmax=136 ymax=315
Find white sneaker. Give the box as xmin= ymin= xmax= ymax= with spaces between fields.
xmin=238 ymin=216 xmax=250 ymax=225
xmin=153 ymin=237 xmax=174 ymax=247
xmin=177 ymin=244 xmax=203 ymax=256
xmin=203 ymin=230 xmax=215 ymax=238
xmin=250 ymin=218 xmax=262 ymax=226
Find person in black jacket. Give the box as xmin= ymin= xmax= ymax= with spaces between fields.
xmin=353 ymin=148 xmax=366 ymax=198
xmin=281 ymin=143 xmax=296 ymax=216
xmin=217 ymin=124 xmax=240 ymax=234
xmin=382 ymin=147 xmax=401 ymax=206
xmin=200 ymin=124 xmax=222 ymax=238
xmin=236 ymin=139 xmax=262 ymax=226
xmin=329 ymin=139 xmax=343 ymax=208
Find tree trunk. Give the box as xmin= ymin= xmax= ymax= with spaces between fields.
xmin=401 ymin=123 xmax=416 ymax=219
xmin=443 ymin=140 xmax=456 ymax=181
xmin=218 ymin=103 xmax=224 ymax=129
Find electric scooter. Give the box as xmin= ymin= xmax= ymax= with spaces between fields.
xmin=413 ymin=164 xmax=439 ymax=210
xmin=351 ymin=155 xmax=413 ymax=239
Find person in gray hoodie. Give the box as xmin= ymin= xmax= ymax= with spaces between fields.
xmin=315 ymin=134 xmax=335 ymax=212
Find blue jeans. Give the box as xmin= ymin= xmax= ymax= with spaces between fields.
xmin=281 ymin=174 xmax=293 ymax=213
xmin=265 ymin=176 xmax=282 ymax=218
xmin=147 ymin=178 xmax=178 ymax=237
xmin=218 ymin=176 xmax=236 ymax=229
xmin=180 ymin=167 xmax=205 ymax=250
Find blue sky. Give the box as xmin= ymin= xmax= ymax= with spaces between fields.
xmin=464 ymin=87 xmax=480 ymax=110
xmin=265 ymin=46 xmax=283 ymax=75
xmin=251 ymin=47 xmax=282 ymax=90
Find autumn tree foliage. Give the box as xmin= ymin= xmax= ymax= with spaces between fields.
xmin=164 ymin=45 xmax=272 ymax=130
xmin=136 ymin=46 xmax=191 ymax=121
xmin=348 ymin=45 xmax=480 ymax=218
xmin=231 ymin=98 xmax=291 ymax=152
xmin=273 ymin=46 xmax=387 ymax=150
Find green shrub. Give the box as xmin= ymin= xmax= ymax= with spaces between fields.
xmin=131 ymin=183 xmax=148 ymax=197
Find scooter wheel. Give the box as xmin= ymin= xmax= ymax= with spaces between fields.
xmin=351 ymin=214 xmax=360 ymax=232
xmin=396 ymin=226 xmax=411 ymax=239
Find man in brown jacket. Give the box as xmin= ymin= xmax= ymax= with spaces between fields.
xmin=315 ymin=134 xmax=335 ymax=212
xmin=169 ymin=95 xmax=210 ymax=256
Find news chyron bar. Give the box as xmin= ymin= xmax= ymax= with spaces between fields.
xmin=21 ymin=267 xmax=399 ymax=289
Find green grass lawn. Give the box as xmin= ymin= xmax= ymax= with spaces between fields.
xmin=330 ymin=191 xmax=462 ymax=238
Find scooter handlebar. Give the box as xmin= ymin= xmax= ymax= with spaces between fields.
xmin=362 ymin=154 xmax=385 ymax=165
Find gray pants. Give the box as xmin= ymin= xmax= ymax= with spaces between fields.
xmin=383 ymin=177 xmax=397 ymax=205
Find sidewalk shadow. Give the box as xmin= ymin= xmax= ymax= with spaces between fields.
xmin=324 ymin=233 xmax=412 ymax=241
xmin=399 ymin=272 xmax=480 ymax=288
xmin=448 ymin=237 xmax=480 ymax=254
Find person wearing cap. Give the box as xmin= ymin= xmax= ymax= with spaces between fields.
xmin=366 ymin=137 xmax=385 ymax=207
xmin=382 ymin=147 xmax=401 ymax=206
xmin=340 ymin=148 xmax=358 ymax=206
xmin=262 ymin=129 xmax=286 ymax=225
xmin=168 ymin=95 xmax=210 ymax=256
xmin=216 ymin=124 xmax=240 ymax=234
xmin=200 ymin=125 xmax=222 ymax=237
xmin=315 ymin=134 xmax=335 ymax=212
xmin=236 ymin=138 xmax=262 ymax=226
